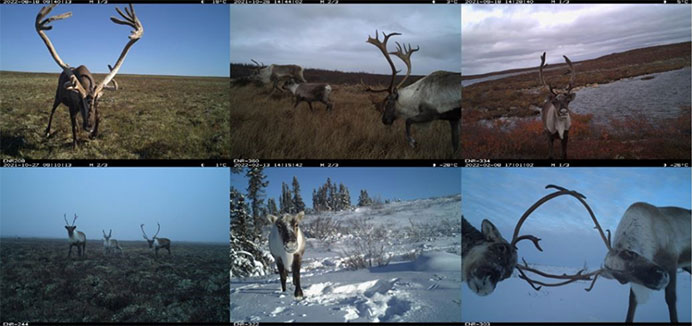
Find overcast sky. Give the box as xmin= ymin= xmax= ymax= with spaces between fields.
xmin=462 ymin=168 xmax=690 ymax=268
xmin=230 ymin=5 xmax=461 ymax=76
xmin=461 ymin=4 xmax=692 ymax=76
xmin=1 ymin=4 xmax=229 ymax=77
xmin=0 ymin=168 xmax=229 ymax=243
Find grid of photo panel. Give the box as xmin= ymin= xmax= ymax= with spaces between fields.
xmin=0 ymin=1 xmax=690 ymax=326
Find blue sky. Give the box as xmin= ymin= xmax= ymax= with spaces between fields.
xmin=1 ymin=4 xmax=229 ymax=77
xmin=462 ymin=168 xmax=691 ymax=268
xmin=231 ymin=168 xmax=461 ymax=209
xmin=0 ymin=168 xmax=229 ymax=243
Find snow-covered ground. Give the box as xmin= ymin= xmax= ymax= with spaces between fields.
xmin=462 ymin=264 xmax=692 ymax=322
xmin=231 ymin=195 xmax=462 ymax=322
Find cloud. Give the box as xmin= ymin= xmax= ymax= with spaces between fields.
xmin=231 ymin=5 xmax=461 ymax=75
xmin=461 ymin=4 xmax=691 ymax=75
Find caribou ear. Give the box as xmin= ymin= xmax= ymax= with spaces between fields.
xmin=481 ymin=219 xmax=505 ymax=242
xmin=566 ymin=93 xmax=576 ymax=102
xmin=267 ymin=214 xmax=279 ymax=224
xmin=294 ymin=211 xmax=305 ymax=223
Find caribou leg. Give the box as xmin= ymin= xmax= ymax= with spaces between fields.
xmin=546 ymin=131 xmax=555 ymax=159
xmin=90 ymin=106 xmax=100 ymax=139
xmin=560 ymin=130 xmax=569 ymax=160
xmin=69 ymin=107 xmax=79 ymax=149
xmin=68 ymin=244 xmax=74 ymax=257
xmin=277 ymin=258 xmax=287 ymax=292
xmin=665 ymin=269 xmax=678 ymax=323
xmin=625 ymin=288 xmax=637 ymax=323
xmin=292 ymin=253 xmax=303 ymax=298
xmin=45 ymin=96 xmax=61 ymax=137
xmin=449 ymin=119 xmax=460 ymax=152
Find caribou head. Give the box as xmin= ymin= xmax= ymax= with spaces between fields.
xmin=462 ymin=217 xmax=517 ymax=296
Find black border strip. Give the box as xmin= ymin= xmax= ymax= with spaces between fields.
xmin=2 ymin=159 xmax=690 ymax=167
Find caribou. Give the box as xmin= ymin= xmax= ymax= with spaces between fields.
xmin=102 ymin=229 xmax=123 ymax=255
xmin=468 ymin=185 xmax=691 ymax=323
xmin=36 ymin=4 xmax=143 ymax=148
xmin=63 ymin=213 xmax=86 ymax=257
xmin=598 ymin=203 xmax=690 ymax=322
xmin=140 ymin=223 xmax=171 ymax=258
xmin=362 ymin=31 xmax=461 ymax=151
xmin=282 ymin=78 xmax=333 ymax=112
xmin=539 ymin=52 xmax=576 ymax=159
xmin=462 ymin=185 xmax=609 ymax=296
xmin=250 ymin=60 xmax=307 ymax=95
xmin=267 ymin=211 xmax=306 ymax=299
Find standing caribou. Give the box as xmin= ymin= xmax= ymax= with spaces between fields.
xmin=267 ymin=211 xmax=306 ymax=299
xmin=140 ymin=223 xmax=171 ymax=257
xmin=362 ymin=31 xmax=461 ymax=152
xmin=599 ymin=203 xmax=690 ymax=322
xmin=282 ymin=78 xmax=333 ymax=112
xmin=250 ymin=60 xmax=307 ymax=95
xmin=102 ymin=229 xmax=123 ymax=255
xmin=36 ymin=4 xmax=143 ymax=148
xmin=64 ymin=213 xmax=86 ymax=257
xmin=539 ymin=52 xmax=576 ymax=159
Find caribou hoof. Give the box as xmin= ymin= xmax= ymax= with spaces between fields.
xmin=44 ymin=130 xmax=51 ymax=138
xmin=294 ymin=289 xmax=304 ymax=299
xmin=408 ymin=138 xmax=417 ymax=148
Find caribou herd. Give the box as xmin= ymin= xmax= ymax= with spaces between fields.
xmin=61 ymin=213 xmax=171 ymax=258
xmin=247 ymin=30 xmax=461 ymax=152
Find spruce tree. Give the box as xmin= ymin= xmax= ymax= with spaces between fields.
xmin=292 ymin=176 xmax=305 ymax=213
xmin=246 ymin=167 xmax=269 ymax=234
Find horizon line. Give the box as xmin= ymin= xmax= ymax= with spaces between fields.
xmin=0 ymin=69 xmax=229 ymax=79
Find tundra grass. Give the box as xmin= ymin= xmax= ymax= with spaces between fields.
xmin=0 ymin=238 xmax=229 ymax=323
xmin=230 ymin=83 xmax=462 ymax=160
xmin=0 ymin=71 xmax=230 ymax=159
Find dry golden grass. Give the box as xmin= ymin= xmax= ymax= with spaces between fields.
xmin=1 ymin=71 xmax=229 ymax=159
xmin=230 ymin=83 xmax=461 ymax=159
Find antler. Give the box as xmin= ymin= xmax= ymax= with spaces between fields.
xmin=102 ymin=64 xmax=119 ymax=91
xmin=140 ymin=223 xmax=149 ymax=240
xmin=93 ymin=4 xmax=143 ymax=96
xmin=35 ymin=4 xmax=89 ymax=98
xmin=72 ymin=213 xmax=78 ymax=226
xmin=364 ymin=30 xmax=401 ymax=93
xmin=250 ymin=59 xmax=265 ymax=68
xmin=512 ymin=184 xmax=612 ymax=291
xmin=109 ymin=229 xmax=112 ymax=238
xmin=539 ymin=52 xmax=556 ymax=96
xmin=390 ymin=41 xmax=419 ymax=89
xmin=64 ymin=213 xmax=69 ymax=226
xmin=563 ymin=55 xmax=576 ymax=93
xmin=153 ymin=222 xmax=161 ymax=238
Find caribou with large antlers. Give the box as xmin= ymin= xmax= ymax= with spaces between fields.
xmin=362 ymin=31 xmax=461 ymax=151
xmin=539 ymin=52 xmax=576 ymax=159
xmin=36 ymin=4 xmax=143 ymax=148
xmin=63 ymin=213 xmax=86 ymax=257
xmin=498 ymin=186 xmax=691 ymax=323
xmin=462 ymin=185 xmax=609 ymax=296
xmin=140 ymin=223 xmax=171 ymax=258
